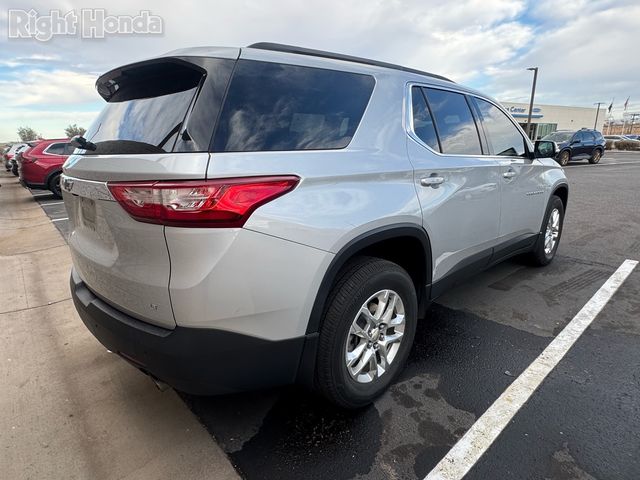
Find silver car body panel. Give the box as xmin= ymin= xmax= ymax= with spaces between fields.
xmin=61 ymin=152 xmax=213 ymax=329
xmin=165 ymin=227 xmax=332 ymax=340
xmin=63 ymin=152 xmax=210 ymax=182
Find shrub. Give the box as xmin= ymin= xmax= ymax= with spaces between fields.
xmin=605 ymin=140 xmax=614 ymax=150
xmin=614 ymin=140 xmax=640 ymax=151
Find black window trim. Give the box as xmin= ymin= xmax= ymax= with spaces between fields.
xmin=411 ymin=86 xmax=442 ymax=153
xmin=209 ymin=59 xmax=377 ymax=153
xmin=465 ymin=94 xmax=489 ymax=156
xmin=405 ymin=82 xmax=535 ymax=159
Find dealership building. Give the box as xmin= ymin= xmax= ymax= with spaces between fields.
xmin=499 ymin=102 xmax=600 ymax=139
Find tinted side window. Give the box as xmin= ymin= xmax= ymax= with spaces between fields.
xmin=411 ymin=86 xmax=440 ymax=151
xmin=213 ymin=60 xmax=375 ymax=152
xmin=46 ymin=143 xmax=66 ymax=155
xmin=423 ymin=88 xmax=482 ymax=155
xmin=474 ymin=98 xmax=526 ymax=156
xmin=63 ymin=143 xmax=77 ymax=155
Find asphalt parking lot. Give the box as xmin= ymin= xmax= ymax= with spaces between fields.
xmin=8 ymin=150 xmax=640 ymax=479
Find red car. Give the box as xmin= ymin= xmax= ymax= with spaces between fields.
xmin=18 ymin=139 xmax=75 ymax=198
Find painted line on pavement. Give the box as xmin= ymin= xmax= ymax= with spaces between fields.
xmin=424 ymin=259 xmax=638 ymax=480
xmin=52 ymin=217 xmax=69 ymax=222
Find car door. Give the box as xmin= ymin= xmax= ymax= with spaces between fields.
xmin=471 ymin=96 xmax=547 ymax=252
xmin=571 ymin=131 xmax=587 ymax=159
xmin=406 ymin=85 xmax=501 ymax=288
xmin=582 ymin=131 xmax=596 ymax=157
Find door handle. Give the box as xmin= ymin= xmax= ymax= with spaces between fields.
xmin=420 ymin=176 xmax=445 ymax=187
xmin=502 ymin=169 xmax=517 ymax=179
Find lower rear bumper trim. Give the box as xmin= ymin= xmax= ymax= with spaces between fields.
xmin=70 ymin=268 xmax=307 ymax=395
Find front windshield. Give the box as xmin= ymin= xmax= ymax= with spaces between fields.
xmin=543 ymin=131 xmax=573 ymax=142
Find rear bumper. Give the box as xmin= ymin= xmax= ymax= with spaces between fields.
xmin=70 ymin=268 xmax=308 ymax=395
xmin=19 ymin=163 xmax=48 ymax=188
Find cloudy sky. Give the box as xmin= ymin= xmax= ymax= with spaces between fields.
xmin=0 ymin=0 xmax=638 ymax=140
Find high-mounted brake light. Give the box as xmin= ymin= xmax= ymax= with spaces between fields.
xmin=108 ymin=176 xmax=299 ymax=228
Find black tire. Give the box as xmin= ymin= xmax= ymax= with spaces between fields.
xmin=48 ymin=172 xmax=62 ymax=198
xmin=589 ymin=148 xmax=602 ymax=164
xmin=11 ymin=162 xmax=18 ymax=176
xmin=557 ymin=150 xmax=570 ymax=167
xmin=315 ymin=256 xmax=417 ymax=409
xmin=528 ymin=195 xmax=564 ymax=266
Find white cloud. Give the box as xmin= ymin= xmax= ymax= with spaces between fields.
xmin=0 ymin=69 xmax=98 ymax=106
xmin=481 ymin=2 xmax=640 ymax=117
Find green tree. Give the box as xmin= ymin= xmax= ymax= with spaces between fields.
xmin=17 ymin=126 xmax=40 ymax=142
xmin=64 ymin=124 xmax=87 ymax=138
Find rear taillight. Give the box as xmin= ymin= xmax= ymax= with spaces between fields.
xmin=108 ymin=176 xmax=299 ymax=228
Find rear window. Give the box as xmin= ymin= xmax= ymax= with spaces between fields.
xmin=212 ymin=60 xmax=375 ymax=152
xmin=84 ymin=63 xmax=202 ymax=155
xmin=63 ymin=143 xmax=77 ymax=155
xmin=82 ymin=58 xmax=234 ymax=155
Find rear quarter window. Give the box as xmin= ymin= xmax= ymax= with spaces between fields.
xmin=45 ymin=143 xmax=66 ymax=155
xmin=212 ymin=60 xmax=375 ymax=152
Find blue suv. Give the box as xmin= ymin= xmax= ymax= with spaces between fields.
xmin=542 ymin=128 xmax=605 ymax=166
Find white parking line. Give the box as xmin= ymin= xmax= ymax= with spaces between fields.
xmin=424 ymin=259 xmax=638 ymax=480
xmin=52 ymin=217 xmax=69 ymax=222
xmin=41 ymin=201 xmax=65 ymax=206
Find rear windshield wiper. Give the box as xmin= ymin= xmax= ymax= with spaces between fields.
xmin=70 ymin=135 xmax=97 ymax=151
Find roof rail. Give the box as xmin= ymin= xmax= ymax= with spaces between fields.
xmin=247 ymin=42 xmax=454 ymax=83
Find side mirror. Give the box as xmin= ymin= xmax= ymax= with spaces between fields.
xmin=534 ymin=140 xmax=558 ymax=158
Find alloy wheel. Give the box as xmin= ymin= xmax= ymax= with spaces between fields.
xmin=544 ymin=208 xmax=561 ymax=255
xmin=345 ymin=289 xmax=405 ymax=383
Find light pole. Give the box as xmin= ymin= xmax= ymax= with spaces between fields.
xmin=526 ymin=67 xmax=538 ymax=140
xmin=593 ymin=102 xmax=604 ymax=130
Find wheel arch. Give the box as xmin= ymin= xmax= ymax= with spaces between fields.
xmin=552 ymin=183 xmax=569 ymax=210
xmin=45 ymin=168 xmax=62 ymax=188
xmin=305 ymin=223 xmax=432 ymax=336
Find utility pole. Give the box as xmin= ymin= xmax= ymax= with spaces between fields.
xmin=593 ymin=102 xmax=604 ymax=130
xmin=526 ymin=67 xmax=538 ymax=140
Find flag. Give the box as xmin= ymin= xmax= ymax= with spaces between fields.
xmin=624 ymin=96 xmax=630 ymax=110
xmin=607 ymin=99 xmax=614 ymax=114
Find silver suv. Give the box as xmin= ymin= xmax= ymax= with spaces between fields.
xmin=63 ymin=43 xmax=568 ymax=408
